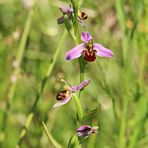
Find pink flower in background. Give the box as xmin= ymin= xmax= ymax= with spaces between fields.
xmin=66 ymin=32 xmax=113 ymax=62
xmin=53 ymin=80 xmax=91 ymax=107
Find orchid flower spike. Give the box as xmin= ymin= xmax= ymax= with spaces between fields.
xmin=53 ymin=80 xmax=91 ymax=108
xmin=57 ymin=5 xmax=88 ymax=24
xmin=66 ymin=32 xmax=113 ymax=62
xmin=77 ymin=125 xmax=98 ymax=138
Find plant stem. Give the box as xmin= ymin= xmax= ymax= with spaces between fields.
xmin=71 ymin=0 xmax=80 ymax=44
xmin=16 ymin=30 xmax=67 ymax=147
xmin=88 ymin=120 xmax=98 ymax=148
xmin=73 ymin=93 xmax=84 ymax=121
xmin=79 ymin=57 xmax=87 ymax=83
xmin=71 ymin=0 xmax=86 ymax=95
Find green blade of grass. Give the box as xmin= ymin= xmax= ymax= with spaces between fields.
xmin=16 ymin=29 xmax=67 ymax=147
xmin=42 ymin=121 xmax=62 ymax=148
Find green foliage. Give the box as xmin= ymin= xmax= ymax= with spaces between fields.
xmin=0 ymin=0 xmax=148 ymax=147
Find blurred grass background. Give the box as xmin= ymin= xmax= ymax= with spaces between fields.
xmin=0 ymin=0 xmax=148 ymax=147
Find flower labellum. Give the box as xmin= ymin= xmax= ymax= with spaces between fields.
xmin=56 ymin=90 xmax=70 ymax=101
xmin=77 ymin=125 xmax=98 ymax=138
xmin=53 ymin=80 xmax=91 ymax=108
xmin=78 ymin=10 xmax=88 ymax=23
xmin=66 ymin=32 xmax=113 ymax=62
xmin=78 ymin=10 xmax=88 ymax=20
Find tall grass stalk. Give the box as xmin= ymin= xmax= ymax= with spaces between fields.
xmin=118 ymin=29 xmax=130 ymax=148
xmin=16 ymin=29 xmax=67 ymax=147
xmin=42 ymin=121 xmax=62 ymax=148
xmin=40 ymin=109 xmax=59 ymax=146
xmin=116 ymin=0 xmax=130 ymax=147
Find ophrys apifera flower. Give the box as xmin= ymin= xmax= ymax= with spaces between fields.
xmin=66 ymin=32 xmax=113 ymax=62
xmin=57 ymin=5 xmax=88 ymax=24
xmin=53 ymin=80 xmax=91 ymax=107
xmin=77 ymin=125 xmax=98 ymax=138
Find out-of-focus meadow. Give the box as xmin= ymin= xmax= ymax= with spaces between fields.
xmin=0 ymin=0 xmax=148 ymax=147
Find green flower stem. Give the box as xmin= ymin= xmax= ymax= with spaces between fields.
xmin=87 ymin=134 xmax=96 ymax=148
xmin=79 ymin=57 xmax=87 ymax=98
xmin=64 ymin=14 xmax=75 ymax=42
xmin=87 ymin=120 xmax=98 ymax=148
xmin=16 ymin=30 xmax=67 ymax=147
xmin=71 ymin=0 xmax=86 ymax=96
xmin=0 ymin=9 xmax=34 ymax=147
xmin=79 ymin=57 xmax=87 ymax=83
xmin=42 ymin=121 xmax=62 ymax=148
xmin=72 ymin=93 xmax=84 ymax=121
xmin=71 ymin=0 xmax=80 ymax=44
